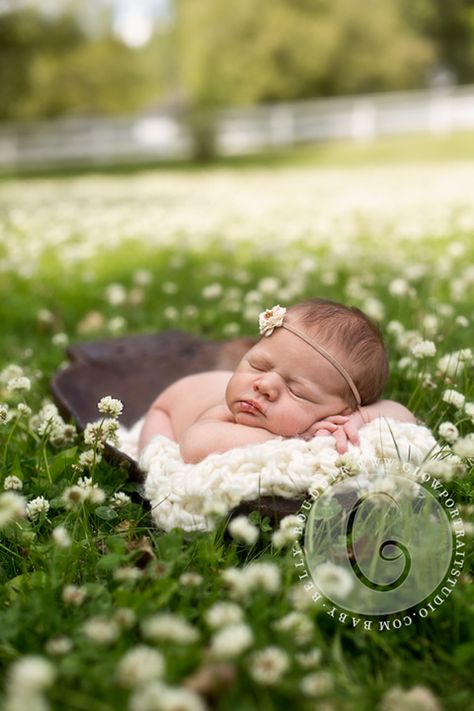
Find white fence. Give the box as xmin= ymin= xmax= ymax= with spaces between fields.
xmin=1 ymin=85 xmax=474 ymax=169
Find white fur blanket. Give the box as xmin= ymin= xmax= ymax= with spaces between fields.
xmin=117 ymin=418 xmax=439 ymax=532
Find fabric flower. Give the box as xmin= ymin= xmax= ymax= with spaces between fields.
xmin=258 ymin=305 xmax=286 ymax=336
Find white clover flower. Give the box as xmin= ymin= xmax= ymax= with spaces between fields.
xmin=313 ymin=562 xmax=353 ymax=599
xmin=455 ymin=315 xmax=469 ymax=327
xmin=163 ymin=306 xmax=179 ymax=320
xmin=129 ymin=681 xmax=167 ymax=711
xmin=295 ymin=648 xmax=323 ymax=669
xmin=272 ymin=514 xmax=302 ymax=548
xmin=205 ymin=602 xmax=244 ymax=629
xmin=76 ymin=477 xmax=106 ymax=504
xmin=116 ymin=645 xmax=165 ymax=687
xmin=141 ymin=613 xmax=199 ymax=644
xmin=35 ymin=402 xmax=73 ymax=446
xmin=44 ymin=636 xmax=73 ymax=656
xmin=4 ymin=476 xmax=23 ymax=491
xmin=209 ymin=622 xmax=253 ymax=658
xmin=438 ymin=422 xmax=459 ymax=444
xmin=7 ymin=376 xmax=31 ymax=393
xmin=77 ymin=449 xmax=101 ymax=470
xmin=114 ymin=608 xmax=137 ymax=628
xmin=386 ymin=320 xmax=404 ymax=336
xmin=26 ymin=496 xmax=50 ymax=521
xmin=83 ymin=422 xmax=104 ymax=447
xmin=37 ymin=308 xmax=54 ymax=326
xmin=420 ymin=459 xmax=460 ymax=482
xmin=411 ymin=340 xmax=436 ymax=358
xmin=243 ymin=561 xmax=281 ymax=593
xmin=97 ymin=396 xmax=123 ymax=418
xmin=0 ymin=364 xmax=24 ymax=384
xmin=202 ymin=283 xmax=223 ymax=299
xmin=105 ymin=283 xmax=127 ymax=305
xmin=62 ymin=584 xmax=87 ymax=606
xmin=388 ymin=278 xmax=410 ymax=296
xmin=453 ymin=434 xmax=474 ymax=459
xmin=258 ymin=277 xmax=280 ymax=295
xmin=16 ymin=403 xmax=32 ymax=417
xmin=245 ymin=290 xmax=263 ymax=305
xmin=287 ymin=583 xmax=315 ymax=612
xmin=82 ymin=617 xmax=120 ymax=645
xmin=108 ymin=316 xmax=127 ymax=333
xmin=380 ymin=685 xmax=442 ymax=711
xmin=422 ymin=314 xmax=439 ymax=336
xmin=0 ymin=492 xmax=26 ymax=528
xmin=113 ymin=566 xmax=143 ymax=583
xmin=84 ymin=418 xmax=119 ymax=447
xmin=437 ymin=349 xmax=473 ymax=378
xmin=248 ymin=646 xmax=290 ymax=686
xmin=274 ymin=611 xmax=314 ymax=645
xmin=162 ymin=281 xmax=178 ymax=294
xmin=133 ymin=269 xmax=152 ymax=286
xmin=101 ymin=417 xmax=120 ymax=444
xmin=159 ymin=687 xmax=207 ymax=711
xmin=442 ymin=389 xmax=465 ymax=410
xmin=62 ymin=485 xmax=88 ymax=509
xmin=129 ymin=682 xmax=206 ymax=711
xmin=110 ymin=491 xmax=131 ymax=508
xmin=221 ymin=562 xmax=281 ymax=600
xmin=0 ymin=403 xmax=9 ymax=422
xmin=228 ymin=515 xmax=259 ymax=545
xmin=52 ymin=525 xmax=71 ymax=548
xmin=258 ymin=305 xmax=286 ymax=336
xmin=179 ymin=571 xmax=203 ymax=587
xmin=183 ymin=304 xmax=198 ymax=319
xmin=465 ymin=402 xmax=474 ymax=424
xmin=7 ymin=655 xmax=56 ymax=693
xmin=363 ymin=297 xmax=384 ymax=321
xmin=300 ymin=670 xmax=334 ymax=697
xmin=52 ymin=332 xmax=68 ymax=347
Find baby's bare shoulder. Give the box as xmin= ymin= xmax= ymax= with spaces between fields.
xmin=164 ymin=371 xmax=232 ymax=398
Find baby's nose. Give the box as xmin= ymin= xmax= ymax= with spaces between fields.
xmin=253 ymin=372 xmax=280 ymax=399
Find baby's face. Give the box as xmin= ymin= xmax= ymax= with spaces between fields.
xmin=225 ymin=325 xmax=351 ymax=437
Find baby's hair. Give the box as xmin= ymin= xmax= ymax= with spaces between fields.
xmin=287 ymin=298 xmax=389 ymax=407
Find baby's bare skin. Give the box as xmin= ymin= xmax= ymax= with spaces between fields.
xmin=138 ymin=324 xmax=416 ymax=463
xmin=142 ymin=370 xmax=234 ymax=442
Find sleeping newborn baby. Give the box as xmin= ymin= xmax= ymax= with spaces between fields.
xmin=138 ymin=298 xmax=415 ymax=463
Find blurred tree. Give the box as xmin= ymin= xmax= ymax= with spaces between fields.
xmin=0 ymin=7 xmax=82 ymax=119
xmin=402 ymin=0 xmax=474 ymax=85
xmin=174 ymin=0 xmax=435 ymax=108
xmin=0 ymin=4 xmax=159 ymax=120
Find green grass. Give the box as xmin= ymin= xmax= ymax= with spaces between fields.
xmin=0 ymin=160 xmax=473 ymax=711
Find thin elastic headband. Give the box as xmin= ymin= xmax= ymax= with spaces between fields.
xmin=281 ymin=323 xmax=362 ymax=407
xmin=258 ymin=305 xmax=362 ymax=407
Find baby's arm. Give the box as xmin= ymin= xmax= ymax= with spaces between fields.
xmin=179 ymin=404 xmax=276 ymax=464
xmin=138 ymin=405 xmax=175 ymax=451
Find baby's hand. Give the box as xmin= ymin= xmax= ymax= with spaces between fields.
xmin=301 ymin=412 xmax=365 ymax=454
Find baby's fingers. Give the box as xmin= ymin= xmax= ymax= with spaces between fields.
xmin=314 ymin=429 xmax=333 ymax=438
xmin=323 ymin=415 xmax=350 ymax=425
xmin=311 ymin=421 xmax=338 ymax=433
xmin=333 ymin=428 xmax=349 ymax=454
xmin=343 ymin=422 xmax=360 ymax=447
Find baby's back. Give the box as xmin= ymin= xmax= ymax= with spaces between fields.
xmin=155 ymin=370 xmax=232 ymax=439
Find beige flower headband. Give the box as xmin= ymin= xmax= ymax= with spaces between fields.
xmin=258 ymin=305 xmax=362 ymax=407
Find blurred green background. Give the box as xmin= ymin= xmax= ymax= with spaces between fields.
xmin=1 ymin=0 xmax=474 ymax=122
